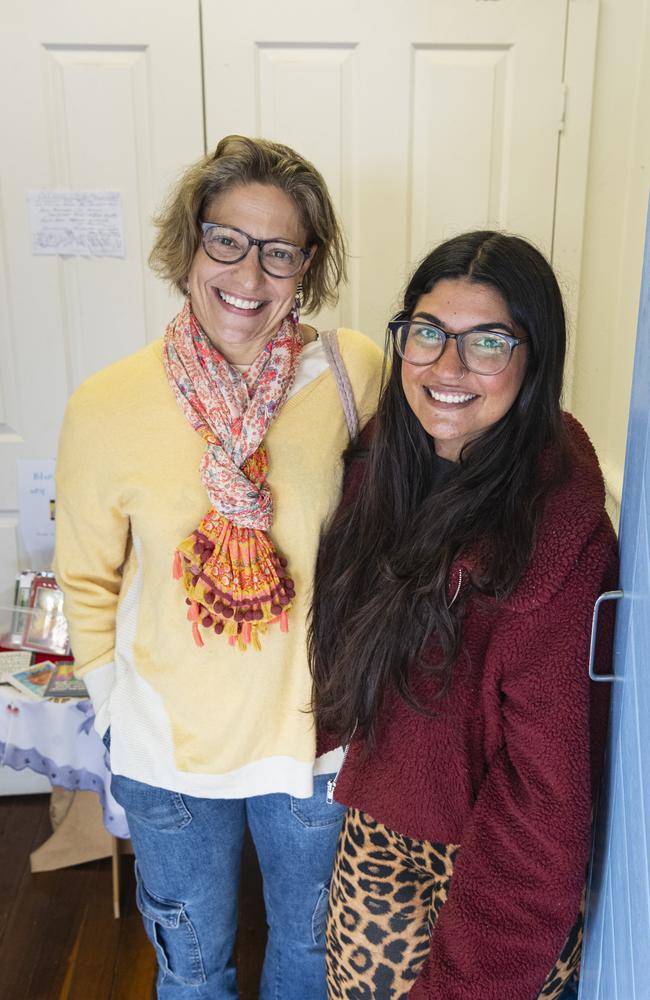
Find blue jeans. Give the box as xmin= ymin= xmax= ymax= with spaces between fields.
xmin=110 ymin=770 xmax=345 ymax=999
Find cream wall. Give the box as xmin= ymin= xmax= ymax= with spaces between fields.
xmin=570 ymin=0 xmax=650 ymax=523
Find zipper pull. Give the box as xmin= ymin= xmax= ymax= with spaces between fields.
xmin=326 ymin=722 xmax=357 ymax=805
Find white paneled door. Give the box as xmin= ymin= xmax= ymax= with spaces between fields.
xmin=0 ymin=2 xmax=204 ymax=603
xmin=202 ymin=0 xmax=580 ymax=338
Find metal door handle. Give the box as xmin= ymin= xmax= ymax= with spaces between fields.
xmin=588 ymin=590 xmax=623 ymax=681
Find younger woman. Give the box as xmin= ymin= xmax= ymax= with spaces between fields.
xmin=310 ymin=231 xmax=617 ymax=1000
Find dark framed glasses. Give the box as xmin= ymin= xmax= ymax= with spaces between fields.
xmin=388 ymin=318 xmax=528 ymax=376
xmin=200 ymin=222 xmax=310 ymax=278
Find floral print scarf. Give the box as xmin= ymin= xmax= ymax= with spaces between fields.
xmin=163 ymin=297 xmax=303 ymax=649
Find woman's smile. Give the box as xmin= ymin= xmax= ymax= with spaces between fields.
xmin=423 ymin=386 xmax=478 ymax=405
xmin=214 ymin=287 xmax=265 ymax=313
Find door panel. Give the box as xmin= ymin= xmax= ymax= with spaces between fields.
xmin=580 ymin=200 xmax=650 ymax=998
xmin=202 ymin=0 xmax=570 ymax=338
xmin=0 ymin=2 xmax=204 ymax=602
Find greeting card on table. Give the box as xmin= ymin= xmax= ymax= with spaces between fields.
xmin=5 ymin=661 xmax=56 ymax=699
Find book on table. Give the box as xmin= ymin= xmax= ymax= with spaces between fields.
xmin=43 ymin=661 xmax=88 ymax=699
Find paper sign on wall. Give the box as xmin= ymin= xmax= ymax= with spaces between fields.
xmin=17 ymin=459 xmax=56 ymax=569
xmin=28 ymin=190 xmax=125 ymax=258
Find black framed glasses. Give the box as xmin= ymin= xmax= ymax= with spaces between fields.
xmin=200 ymin=222 xmax=310 ymax=278
xmin=388 ymin=318 xmax=529 ymax=376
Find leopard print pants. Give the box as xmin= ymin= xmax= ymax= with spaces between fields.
xmin=326 ymin=809 xmax=582 ymax=1000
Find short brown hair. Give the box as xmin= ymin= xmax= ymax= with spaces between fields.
xmin=149 ymin=135 xmax=347 ymax=313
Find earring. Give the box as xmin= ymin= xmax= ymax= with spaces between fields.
xmin=290 ymin=283 xmax=303 ymax=325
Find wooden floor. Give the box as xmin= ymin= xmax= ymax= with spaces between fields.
xmin=0 ymin=794 xmax=267 ymax=1000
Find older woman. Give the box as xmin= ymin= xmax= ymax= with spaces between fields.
xmin=54 ymin=135 xmax=382 ymax=999
xmin=310 ymin=232 xmax=617 ymax=1000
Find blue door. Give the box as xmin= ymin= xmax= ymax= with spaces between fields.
xmin=579 ymin=200 xmax=650 ymax=998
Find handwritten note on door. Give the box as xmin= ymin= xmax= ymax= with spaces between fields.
xmin=28 ymin=190 xmax=125 ymax=257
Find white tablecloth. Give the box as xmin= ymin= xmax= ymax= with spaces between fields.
xmin=0 ymin=685 xmax=128 ymax=838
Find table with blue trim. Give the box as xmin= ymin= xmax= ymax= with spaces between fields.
xmin=0 ymin=684 xmax=130 ymax=916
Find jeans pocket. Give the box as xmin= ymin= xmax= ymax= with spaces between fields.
xmin=135 ymin=864 xmax=206 ymax=986
xmin=111 ymin=773 xmax=192 ymax=832
xmin=290 ymin=774 xmax=347 ymax=829
xmin=311 ymin=882 xmax=331 ymax=945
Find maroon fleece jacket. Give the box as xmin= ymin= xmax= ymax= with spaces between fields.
xmin=326 ymin=413 xmax=618 ymax=1000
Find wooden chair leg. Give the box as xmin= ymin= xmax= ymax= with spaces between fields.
xmin=111 ymin=835 xmax=121 ymax=919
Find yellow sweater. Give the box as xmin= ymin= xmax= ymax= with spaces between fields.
xmin=54 ymin=331 xmax=382 ymax=798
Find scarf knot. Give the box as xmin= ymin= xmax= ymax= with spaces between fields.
xmin=200 ymin=444 xmax=272 ymax=529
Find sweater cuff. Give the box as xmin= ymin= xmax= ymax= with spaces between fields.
xmin=82 ymin=661 xmax=115 ymax=738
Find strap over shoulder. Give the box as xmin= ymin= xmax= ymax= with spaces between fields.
xmin=320 ymin=329 xmax=358 ymax=440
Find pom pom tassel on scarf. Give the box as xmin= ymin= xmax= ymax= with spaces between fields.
xmin=174 ymin=509 xmax=295 ymax=651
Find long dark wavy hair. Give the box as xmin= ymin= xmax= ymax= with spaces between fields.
xmin=309 ymin=231 xmax=570 ymax=747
